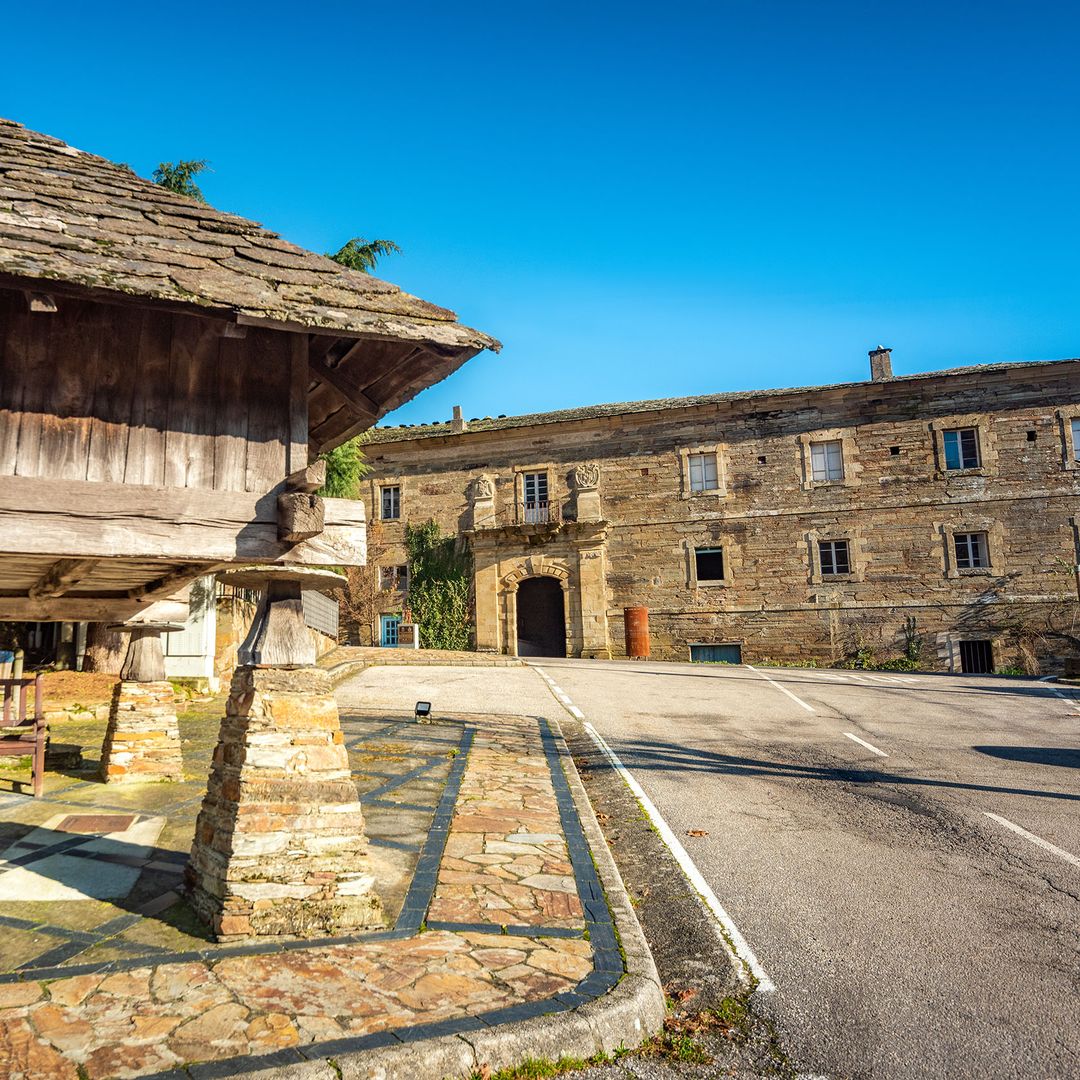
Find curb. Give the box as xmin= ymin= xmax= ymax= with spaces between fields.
xmin=231 ymin=715 xmax=665 ymax=1080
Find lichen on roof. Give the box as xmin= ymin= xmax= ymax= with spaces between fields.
xmin=366 ymin=357 xmax=1080 ymax=444
xmin=0 ymin=117 xmax=499 ymax=351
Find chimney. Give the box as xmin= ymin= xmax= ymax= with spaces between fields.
xmin=450 ymin=404 xmax=466 ymax=433
xmin=869 ymin=345 xmax=893 ymax=381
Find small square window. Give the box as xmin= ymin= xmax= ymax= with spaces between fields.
xmin=694 ymin=547 xmax=725 ymax=582
xmin=810 ymin=440 xmax=844 ymax=482
xmin=380 ymin=485 xmax=401 ymax=520
xmin=758 ymin=455 xmax=767 ymax=464
xmin=1072 ymin=419 xmax=1080 ymax=462
xmin=379 ymin=565 xmax=408 ymax=591
xmin=818 ymin=539 xmax=851 ymax=576
xmin=1026 ymin=430 xmax=1037 ymax=442
xmin=688 ymin=452 xmax=719 ymax=492
xmin=889 ymin=446 xmax=901 ymax=456
xmin=943 ymin=428 xmax=981 ymax=470
xmin=954 ymin=532 xmax=989 ymax=570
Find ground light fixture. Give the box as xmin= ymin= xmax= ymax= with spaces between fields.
xmin=415 ymin=701 xmax=432 ymax=719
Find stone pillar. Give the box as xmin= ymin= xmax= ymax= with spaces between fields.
xmin=100 ymin=626 xmax=183 ymax=783
xmin=186 ymin=567 xmax=382 ymax=940
xmin=573 ymin=462 xmax=602 ymax=523
xmin=576 ymin=534 xmax=611 ymax=660
xmin=470 ymin=474 xmax=496 ymax=529
xmin=470 ymin=540 xmax=502 ymax=653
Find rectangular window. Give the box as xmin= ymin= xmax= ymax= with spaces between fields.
xmin=522 ymin=471 xmax=550 ymax=523
xmin=1072 ymin=418 xmax=1080 ymax=462
xmin=380 ymin=485 xmax=401 ymax=520
xmin=954 ymin=532 xmax=989 ymax=570
xmin=690 ymin=643 xmax=742 ymax=664
xmin=810 ymin=439 xmax=845 ymax=482
xmin=943 ymin=428 xmax=981 ymax=470
xmin=379 ymin=565 xmax=408 ymax=591
xmin=818 ymin=539 xmax=851 ymax=576
xmin=694 ymin=546 xmax=725 ymax=582
xmin=688 ymin=452 xmax=719 ymax=492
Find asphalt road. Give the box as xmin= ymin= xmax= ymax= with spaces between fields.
xmin=534 ymin=658 xmax=1080 ymax=1080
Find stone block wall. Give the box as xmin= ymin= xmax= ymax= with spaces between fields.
xmin=356 ymin=361 xmax=1080 ymax=672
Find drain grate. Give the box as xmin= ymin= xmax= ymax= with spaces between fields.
xmin=56 ymin=814 xmax=137 ymax=835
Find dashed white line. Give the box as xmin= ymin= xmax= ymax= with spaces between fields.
xmin=1049 ymin=687 xmax=1080 ymax=714
xmin=746 ymin=666 xmax=816 ymax=712
xmin=583 ymin=720 xmax=776 ymax=993
xmin=983 ymin=812 xmax=1080 ymax=868
xmin=843 ymin=732 xmax=888 ymax=757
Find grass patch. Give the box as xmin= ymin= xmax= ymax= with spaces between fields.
xmin=469 ymin=1053 xmax=612 ymax=1079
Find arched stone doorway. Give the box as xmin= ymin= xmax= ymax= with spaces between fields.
xmin=515 ymin=576 xmax=566 ymax=657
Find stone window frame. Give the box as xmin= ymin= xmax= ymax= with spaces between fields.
xmin=936 ymin=631 xmax=1004 ymax=673
xmin=1056 ymin=408 xmax=1080 ymax=470
xmin=938 ymin=519 xmax=1005 ymax=579
xmin=797 ymin=428 xmax=860 ymax=491
xmin=807 ymin=528 xmax=865 ymax=584
xmin=378 ymin=564 xmax=409 ymax=592
xmin=678 ymin=443 xmax=728 ymax=500
xmin=929 ymin=414 xmax=997 ymax=478
xmin=511 ymin=462 xmax=557 ymax=524
xmin=372 ymin=476 xmax=406 ymax=522
xmin=685 ymin=537 xmax=739 ymax=588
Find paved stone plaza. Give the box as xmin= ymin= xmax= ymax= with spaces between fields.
xmin=0 ymin=681 xmax=629 ymax=1079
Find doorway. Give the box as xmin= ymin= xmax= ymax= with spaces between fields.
xmin=516 ymin=577 xmax=566 ymax=657
xmin=380 ymin=614 xmax=401 ymax=647
xmin=959 ymin=639 xmax=994 ymax=674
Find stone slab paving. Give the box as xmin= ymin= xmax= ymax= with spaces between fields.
xmin=0 ymin=686 xmax=637 ymax=1079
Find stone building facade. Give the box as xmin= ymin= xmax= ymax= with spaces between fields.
xmin=354 ymin=352 xmax=1080 ymax=673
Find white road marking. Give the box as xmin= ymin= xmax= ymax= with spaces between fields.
xmin=567 ymin=705 xmax=584 ymax=719
xmin=583 ymin=720 xmax=776 ymax=993
xmin=1038 ymin=675 xmax=1056 ymax=682
xmin=843 ymin=732 xmax=888 ymax=757
xmin=746 ymin=666 xmax=816 ymax=712
xmin=1049 ymin=687 xmax=1080 ymax=714
xmin=983 ymin=813 xmax=1080 ymax=868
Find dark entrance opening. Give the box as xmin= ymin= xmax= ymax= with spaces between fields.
xmin=959 ymin=639 xmax=994 ymax=674
xmin=516 ymin=577 xmax=566 ymax=657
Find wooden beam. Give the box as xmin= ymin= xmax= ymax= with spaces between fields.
xmin=28 ymin=558 xmax=99 ymax=599
xmin=309 ymin=352 xmax=381 ymax=418
xmin=0 ymin=595 xmax=191 ymax=622
xmin=285 ymin=461 xmax=326 ymax=493
xmin=127 ymin=564 xmax=213 ymax=602
xmin=0 ymin=475 xmax=366 ymax=567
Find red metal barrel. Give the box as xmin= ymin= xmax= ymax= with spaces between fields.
xmin=624 ymin=606 xmax=650 ymax=659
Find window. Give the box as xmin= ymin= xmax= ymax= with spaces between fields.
xmin=688 ymin=452 xmax=719 ymax=492
xmin=690 ymin=643 xmax=742 ymax=664
xmin=954 ymin=532 xmax=989 ymax=570
xmin=379 ymin=565 xmax=408 ymax=591
xmin=522 ymin=471 xmax=550 ymax=523
xmin=1073 ymin=419 xmax=1080 ymax=462
xmin=380 ymin=485 xmax=401 ymax=520
xmin=818 ymin=539 xmax=851 ymax=576
xmin=694 ymin=547 xmax=725 ymax=582
xmin=959 ymin=639 xmax=994 ymax=674
xmin=809 ymin=440 xmax=844 ymax=482
xmin=943 ymin=428 xmax=981 ymax=470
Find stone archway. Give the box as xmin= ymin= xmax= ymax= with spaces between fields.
xmin=515 ymin=576 xmax=566 ymax=657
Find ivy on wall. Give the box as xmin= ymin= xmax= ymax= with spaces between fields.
xmin=404 ymin=521 xmax=473 ymax=651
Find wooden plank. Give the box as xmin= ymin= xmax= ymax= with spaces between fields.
xmin=0 ymin=474 xmax=366 ymax=566
xmin=0 ymin=594 xmax=201 ymax=623
xmin=124 ymin=309 xmax=172 ymax=486
xmin=244 ymin=328 xmax=289 ymax=493
xmin=86 ymin=305 xmax=143 ymax=483
xmin=212 ymin=335 xmax=248 ymax=491
xmin=0 ymin=289 xmax=28 ymax=474
xmin=28 ymin=559 xmax=100 ymax=599
xmin=310 ymin=351 xmax=380 ymax=418
xmin=164 ymin=315 xmax=218 ymax=489
xmin=287 ymin=333 xmax=309 ymax=475
xmin=13 ymin=305 xmax=53 ymax=478
xmin=44 ymin=299 xmax=102 ymax=480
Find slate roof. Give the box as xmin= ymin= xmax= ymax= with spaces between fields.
xmin=366 ymin=358 xmax=1080 ymax=445
xmin=0 ymin=117 xmax=499 ymax=351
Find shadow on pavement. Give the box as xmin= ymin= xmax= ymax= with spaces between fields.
xmin=973 ymin=745 xmax=1080 ymax=769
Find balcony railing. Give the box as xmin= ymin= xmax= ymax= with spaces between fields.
xmin=520 ymin=500 xmax=559 ymax=525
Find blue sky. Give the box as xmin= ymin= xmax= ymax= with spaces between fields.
xmin=4 ymin=2 xmax=1078 ymax=425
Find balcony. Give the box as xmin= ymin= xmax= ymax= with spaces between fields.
xmin=519 ymin=500 xmax=560 ymax=525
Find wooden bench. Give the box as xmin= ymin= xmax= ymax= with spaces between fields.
xmin=0 ymin=676 xmax=46 ymax=797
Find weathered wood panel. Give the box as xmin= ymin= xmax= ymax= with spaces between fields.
xmin=0 ymin=474 xmax=365 ymax=566
xmin=0 ymin=289 xmax=26 ymax=473
xmin=244 ymin=328 xmax=289 ymax=492
xmin=213 ymin=335 xmax=248 ymax=491
xmin=86 ymin=306 xmax=143 ymax=482
xmin=165 ymin=316 xmax=218 ymax=489
xmin=123 ymin=308 xmax=171 ymax=486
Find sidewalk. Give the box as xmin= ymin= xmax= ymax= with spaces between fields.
xmin=0 ymin=686 xmax=662 ymax=1078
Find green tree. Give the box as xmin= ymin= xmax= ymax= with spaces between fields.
xmin=328 ymin=237 xmax=401 ymax=274
xmin=153 ymin=160 xmax=210 ymax=202
xmin=318 ymin=437 xmax=368 ymax=499
xmin=404 ymin=521 xmax=472 ymax=651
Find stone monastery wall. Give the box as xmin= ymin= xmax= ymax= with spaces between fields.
xmin=360 ymin=361 xmax=1080 ymax=672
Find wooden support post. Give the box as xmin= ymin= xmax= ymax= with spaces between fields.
xmin=119 ymin=626 xmax=166 ymax=682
